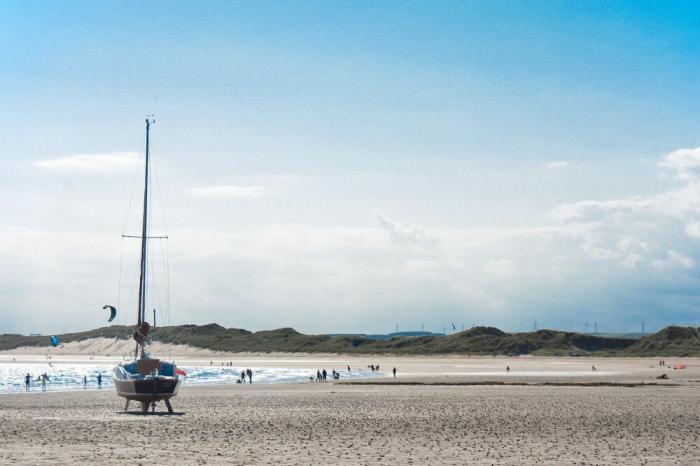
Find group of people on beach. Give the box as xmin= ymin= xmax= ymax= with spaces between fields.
xmin=311 ymin=369 xmax=342 ymax=382
xmin=310 ymin=364 xmax=397 ymax=381
xmin=24 ymin=373 xmax=50 ymax=392
xmin=239 ymin=368 xmax=253 ymax=383
xmin=23 ymin=372 xmax=103 ymax=391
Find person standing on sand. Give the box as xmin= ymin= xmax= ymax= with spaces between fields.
xmin=24 ymin=373 xmax=31 ymax=391
xmin=322 ymin=369 xmax=327 ymax=381
xmin=83 ymin=375 xmax=87 ymax=389
xmin=97 ymin=373 xmax=102 ymax=388
xmin=592 ymin=365 xmax=597 ymax=372
xmin=393 ymin=367 xmax=396 ymax=378
xmin=347 ymin=365 xmax=351 ymax=373
xmin=40 ymin=373 xmax=49 ymax=392
xmin=506 ymin=366 xmax=510 ymax=372
xmin=246 ymin=368 xmax=253 ymax=383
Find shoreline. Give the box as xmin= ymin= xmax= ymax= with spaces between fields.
xmin=2 ymin=354 xmax=698 ymax=392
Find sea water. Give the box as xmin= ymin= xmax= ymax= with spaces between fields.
xmin=0 ymin=362 xmax=380 ymax=393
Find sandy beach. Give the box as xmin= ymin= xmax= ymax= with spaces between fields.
xmin=1 ymin=382 xmax=699 ymax=465
xmin=1 ymin=351 xmax=699 ymax=465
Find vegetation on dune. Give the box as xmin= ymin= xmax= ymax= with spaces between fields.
xmin=1 ymin=324 xmax=698 ymax=356
xmin=623 ymin=326 xmax=700 ymax=357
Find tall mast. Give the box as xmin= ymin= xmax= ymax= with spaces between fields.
xmin=135 ymin=117 xmax=153 ymax=357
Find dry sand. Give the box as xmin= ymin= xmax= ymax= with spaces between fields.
xmin=1 ymin=382 xmax=699 ymax=465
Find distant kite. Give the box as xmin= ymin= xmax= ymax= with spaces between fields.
xmin=50 ymin=336 xmax=60 ymax=347
xmin=103 ymin=305 xmax=117 ymax=322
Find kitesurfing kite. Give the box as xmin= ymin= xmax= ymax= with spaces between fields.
xmin=50 ymin=336 xmax=60 ymax=347
xmin=103 ymin=305 xmax=117 ymax=322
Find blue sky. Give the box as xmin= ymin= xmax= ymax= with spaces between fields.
xmin=1 ymin=1 xmax=699 ymax=334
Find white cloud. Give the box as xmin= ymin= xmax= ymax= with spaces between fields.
xmin=551 ymin=182 xmax=700 ymax=223
xmin=686 ymin=221 xmax=700 ymax=239
xmin=34 ymin=152 xmax=140 ymax=172
xmin=189 ymin=185 xmax=267 ymax=199
xmin=548 ymin=146 xmax=700 ymax=275
xmin=374 ymin=210 xmax=437 ymax=249
xmin=658 ymin=146 xmax=700 ymax=180
xmin=544 ymin=160 xmax=569 ymax=170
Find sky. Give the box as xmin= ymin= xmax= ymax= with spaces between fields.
xmin=1 ymin=1 xmax=699 ymax=335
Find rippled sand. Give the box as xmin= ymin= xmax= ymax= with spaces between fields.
xmin=1 ymin=380 xmax=699 ymax=465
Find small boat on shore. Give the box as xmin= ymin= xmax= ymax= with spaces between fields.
xmin=112 ymin=118 xmax=183 ymax=414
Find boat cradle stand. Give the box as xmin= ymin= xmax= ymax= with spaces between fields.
xmin=124 ymin=398 xmax=174 ymax=414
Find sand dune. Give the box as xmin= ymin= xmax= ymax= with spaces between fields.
xmin=1 ymin=337 xmax=220 ymax=358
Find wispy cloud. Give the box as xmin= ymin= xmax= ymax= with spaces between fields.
xmin=544 ymin=160 xmax=569 ymax=170
xmin=189 ymin=185 xmax=268 ymax=199
xmin=374 ymin=210 xmax=437 ymax=249
xmin=34 ymin=152 xmax=139 ymax=172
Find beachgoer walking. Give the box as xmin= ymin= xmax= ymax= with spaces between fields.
xmin=97 ymin=373 xmax=102 ymax=388
xmin=24 ymin=373 xmax=31 ymax=391
xmin=392 ymin=367 xmax=396 ymax=378
xmin=246 ymin=368 xmax=253 ymax=384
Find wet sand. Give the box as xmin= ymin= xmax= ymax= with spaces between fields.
xmin=0 ymin=355 xmax=699 ymax=465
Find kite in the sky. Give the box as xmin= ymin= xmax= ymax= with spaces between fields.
xmin=103 ymin=305 xmax=117 ymax=322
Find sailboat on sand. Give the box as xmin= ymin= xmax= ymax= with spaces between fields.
xmin=112 ymin=117 xmax=183 ymax=414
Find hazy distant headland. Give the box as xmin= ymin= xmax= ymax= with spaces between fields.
xmin=2 ymin=324 xmax=699 ymax=357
